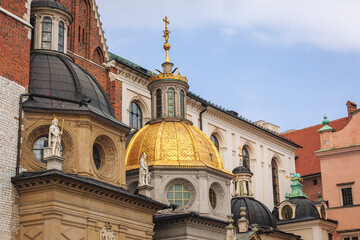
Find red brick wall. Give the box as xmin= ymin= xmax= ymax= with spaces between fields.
xmin=109 ymin=79 xmax=122 ymax=121
xmin=302 ymin=175 xmax=322 ymax=202
xmin=0 ymin=1 xmax=30 ymax=87
xmin=0 ymin=0 xmax=27 ymax=18
xmin=57 ymin=0 xmax=123 ymax=122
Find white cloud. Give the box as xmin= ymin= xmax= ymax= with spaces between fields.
xmin=97 ymin=0 xmax=360 ymax=52
xmin=221 ymin=28 xmax=237 ymax=36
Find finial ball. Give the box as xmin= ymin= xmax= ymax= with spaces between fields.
xmin=163 ymin=42 xmax=170 ymax=51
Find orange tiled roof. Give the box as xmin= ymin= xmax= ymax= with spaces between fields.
xmin=281 ymin=117 xmax=349 ymax=176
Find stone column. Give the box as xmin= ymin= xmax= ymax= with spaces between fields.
xmin=52 ymin=17 xmax=59 ymax=51
xmin=77 ymin=121 xmax=92 ymax=175
xmin=198 ymin=173 xmax=208 ymax=214
xmin=34 ymin=15 xmax=42 ymax=49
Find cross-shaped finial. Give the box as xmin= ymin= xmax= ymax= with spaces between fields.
xmin=163 ymin=16 xmax=170 ymax=43
xmin=163 ymin=16 xmax=169 ymax=29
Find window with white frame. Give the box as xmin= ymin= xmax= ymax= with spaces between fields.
xmin=41 ymin=17 xmax=52 ymax=49
xmin=338 ymin=182 xmax=354 ymax=206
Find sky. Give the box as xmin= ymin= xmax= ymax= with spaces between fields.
xmin=96 ymin=0 xmax=360 ymax=132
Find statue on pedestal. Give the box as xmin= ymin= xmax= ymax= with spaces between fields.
xmin=139 ymin=153 xmax=151 ymax=186
xmin=48 ymin=117 xmax=63 ymax=156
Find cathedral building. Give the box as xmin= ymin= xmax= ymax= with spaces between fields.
xmin=0 ymin=0 xmax=338 ymax=239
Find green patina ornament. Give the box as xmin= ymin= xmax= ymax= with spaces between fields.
xmin=318 ymin=115 xmax=334 ymax=132
xmin=288 ymin=173 xmax=307 ymax=198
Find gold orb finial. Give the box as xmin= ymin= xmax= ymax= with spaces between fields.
xmin=162 ymin=16 xmax=171 ymax=63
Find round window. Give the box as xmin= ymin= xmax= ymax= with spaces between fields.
xmin=32 ymin=136 xmax=63 ymax=162
xmin=93 ymin=144 xmax=102 ymax=170
xmin=209 ymin=188 xmax=217 ymax=209
xmin=281 ymin=205 xmax=293 ymax=220
xmin=167 ymin=184 xmax=190 ymax=207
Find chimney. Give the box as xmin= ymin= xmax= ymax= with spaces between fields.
xmin=346 ymin=101 xmax=357 ymax=118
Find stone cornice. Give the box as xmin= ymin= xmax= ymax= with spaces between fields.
xmin=109 ymin=61 xmax=149 ymax=86
xmin=154 ymin=214 xmax=227 ymax=229
xmin=205 ymin=107 xmax=298 ymax=152
xmin=315 ymin=144 xmax=360 ymax=159
xmin=12 ymin=170 xmax=167 ymax=211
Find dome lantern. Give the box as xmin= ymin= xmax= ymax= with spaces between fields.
xmin=231 ymin=146 xmax=253 ymax=198
xmin=147 ymin=17 xmax=189 ymax=122
xmin=31 ymin=0 xmax=73 ymax=53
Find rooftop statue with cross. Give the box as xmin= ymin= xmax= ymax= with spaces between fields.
xmin=163 ymin=16 xmax=171 ymax=63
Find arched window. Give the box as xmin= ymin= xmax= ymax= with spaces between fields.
xmin=242 ymin=147 xmax=250 ymax=169
xmin=93 ymin=144 xmax=101 ymax=170
xmin=58 ymin=21 xmax=64 ymax=52
xmin=129 ymin=102 xmax=142 ymax=129
xmin=271 ymin=159 xmax=280 ymax=206
xmin=320 ymin=205 xmax=326 ymax=219
xmin=210 ymin=134 xmax=219 ymax=151
xmin=41 ymin=17 xmax=52 ymax=50
xmin=180 ymin=90 xmax=185 ymax=118
xmin=209 ymin=188 xmax=217 ymax=209
xmin=167 ymin=88 xmax=175 ymax=117
xmin=156 ymin=89 xmax=162 ymax=118
xmin=281 ymin=205 xmax=293 ymax=220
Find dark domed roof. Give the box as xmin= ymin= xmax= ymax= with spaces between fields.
xmin=232 ymin=165 xmax=252 ymax=174
xmin=31 ymin=0 xmax=70 ymax=15
xmin=231 ymin=197 xmax=277 ymax=228
xmin=25 ymin=51 xmax=128 ymax=129
xmin=274 ymin=197 xmax=320 ymax=222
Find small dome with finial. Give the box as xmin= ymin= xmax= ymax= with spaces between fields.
xmin=322 ymin=115 xmax=330 ymax=125
xmin=318 ymin=115 xmax=334 ymax=133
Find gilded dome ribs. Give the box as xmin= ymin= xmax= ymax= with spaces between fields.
xmin=125 ymin=121 xmax=231 ymax=174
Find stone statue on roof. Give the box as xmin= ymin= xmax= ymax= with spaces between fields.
xmin=139 ymin=152 xmax=151 ymax=186
xmin=48 ymin=117 xmax=63 ymax=156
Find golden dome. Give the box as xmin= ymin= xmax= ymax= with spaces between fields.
xmin=126 ymin=121 xmax=230 ymax=174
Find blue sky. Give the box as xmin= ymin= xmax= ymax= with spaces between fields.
xmin=97 ymin=0 xmax=360 ymax=132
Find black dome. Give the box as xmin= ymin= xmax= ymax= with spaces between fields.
xmin=274 ymin=197 xmax=320 ymax=222
xmin=231 ymin=197 xmax=277 ymax=228
xmin=31 ymin=0 xmax=70 ymax=15
xmin=25 ymin=51 xmax=127 ymax=129
xmin=232 ymin=165 xmax=252 ymax=174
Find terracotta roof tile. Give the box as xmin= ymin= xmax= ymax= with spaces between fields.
xmin=281 ymin=117 xmax=349 ymax=176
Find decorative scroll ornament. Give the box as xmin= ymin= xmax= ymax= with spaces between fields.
xmin=100 ymin=221 xmax=114 ymax=240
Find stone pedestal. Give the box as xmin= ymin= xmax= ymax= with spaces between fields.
xmin=137 ymin=185 xmax=153 ymax=197
xmin=44 ymin=155 xmax=65 ymax=171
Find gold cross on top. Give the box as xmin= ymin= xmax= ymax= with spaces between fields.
xmin=163 ymin=16 xmax=170 ymax=43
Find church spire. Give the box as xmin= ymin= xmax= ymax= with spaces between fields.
xmin=147 ymin=17 xmax=190 ymax=122
xmin=163 ymin=16 xmax=171 ymax=63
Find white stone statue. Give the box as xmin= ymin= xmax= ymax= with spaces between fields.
xmin=139 ymin=152 xmax=151 ymax=186
xmin=48 ymin=118 xmax=63 ymax=156
xmin=99 ymin=221 xmax=114 ymax=240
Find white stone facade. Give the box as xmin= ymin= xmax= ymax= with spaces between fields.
xmin=0 ymin=76 xmax=25 ymax=240
xmin=108 ymin=58 xmax=298 ymax=211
